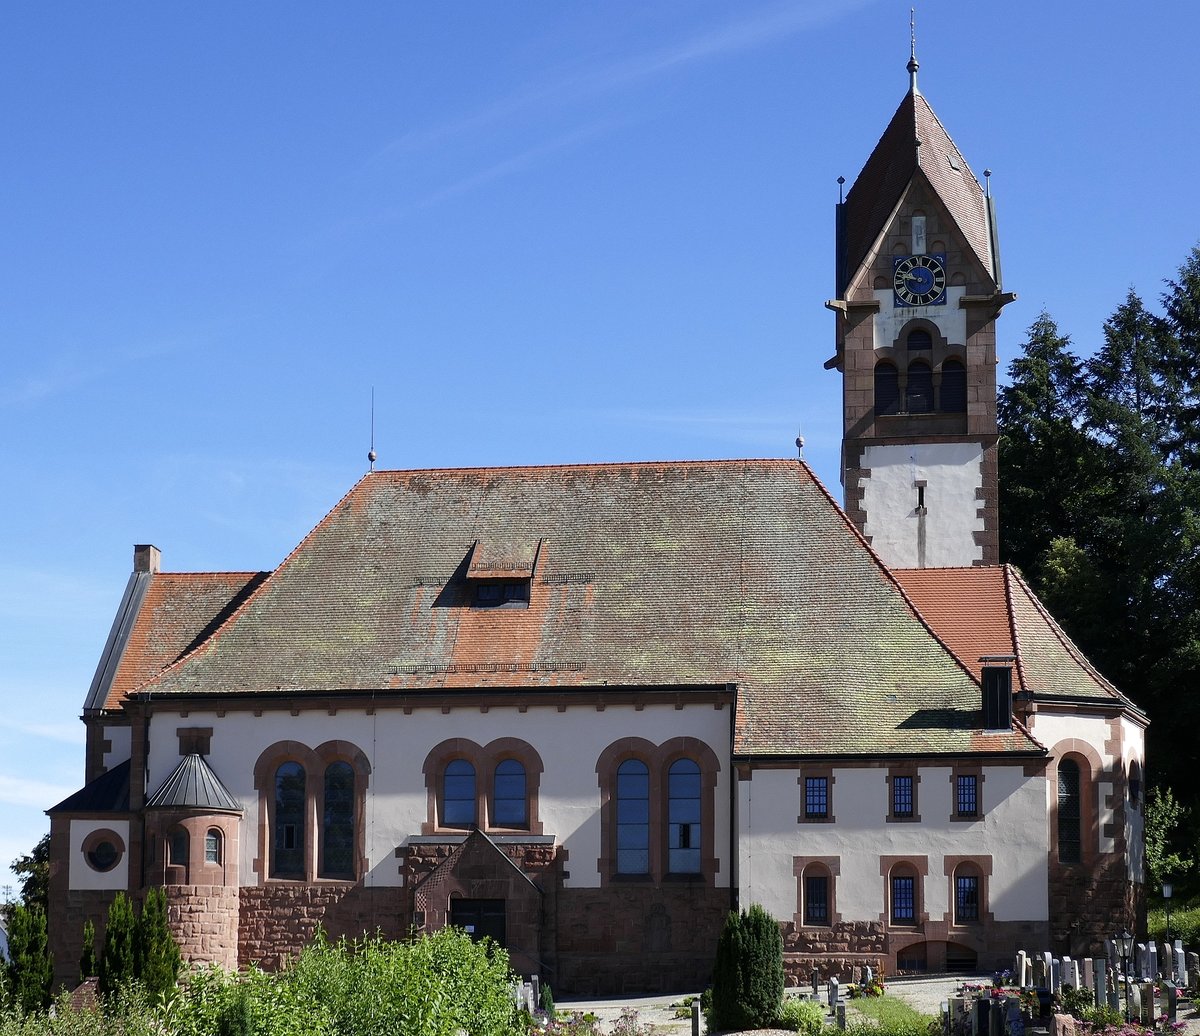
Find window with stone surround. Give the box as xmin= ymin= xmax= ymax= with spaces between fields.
xmin=798 ymin=766 xmax=835 ymax=823
xmin=951 ymin=765 xmax=983 ymax=821
xmin=205 ymin=829 xmax=222 ymax=865
xmin=1058 ymin=758 xmax=1082 ymax=864
xmin=887 ymin=765 xmax=920 ymax=822
xmin=880 ymin=855 xmax=927 ymax=928
xmin=793 ymin=856 xmax=841 ymax=928
xmin=421 ymin=738 xmax=544 ymax=835
xmin=597 ymin=736 xmax=720 ymax=885
xmin=253 ymin=740 xmax=371 ymax=883
xmin=945 ymin=855 xmax=991 ymax=927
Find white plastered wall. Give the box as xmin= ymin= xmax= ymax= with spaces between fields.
xmin=858 ymin=442 xmax=985 ymax=568
xmin=739 ymin=764 xmax=1048 ymax=923
xmin=69 ymin=819 xmax=130 ymax=890
xmin=104 ymin=724 xmax=131 ymax=770
xmin=145 ymin=703 xmax=732 ymax=891
xmin=1121 ymin=716 xmax=1146 ymax=883
xmin=873 ymin=286 xmax=968 ymax=346
xmin=1028 ymin=710 xmax=1123 ymax=857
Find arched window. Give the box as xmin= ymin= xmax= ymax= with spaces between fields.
xmin=874 ymin=362 xmax=900 ymax=415
xmin=1129 ymin=760 xmax=1142 ymax=806
xmin=169 ymin=828 xmax=189 ymax=867
xmin=940 ymin=359 xmax=967 ymax=412
xmin=322 ymin=761 xmax=355 ymax=878
xmin=906 ymin=328 xmax=933 ymax=352
xmin=274 ymin=761 xmax=306 ymax=878
xmin=668 ymin=758 xmax=701 ymax=874
xmin=953 ymin=864 xmax=981 ymax=923
xmin=1058 ymin=759 xmax=1082 ymax=863
xmin=803 ymin=865 xmax=832 ymax=926
xmin=906 ymin=362 xmax=934 ymax=413
xmin=443 ymin=759 xmax=477 ymax=828
xmin=205 ymin=829 xmax=222 ymax=865
xmin=890 ymin=864 xmax=919 ymax=925
xmin=493 ymin=759 xmax=527 ymax=828
xmin=616 ymin=759 xmax=650 ymax=875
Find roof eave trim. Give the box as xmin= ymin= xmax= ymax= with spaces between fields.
xmin=84 ymin=571 xmax=151 ymax=712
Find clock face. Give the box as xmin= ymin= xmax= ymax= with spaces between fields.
xmin=893 ymin=253 xmax=947 ymax=307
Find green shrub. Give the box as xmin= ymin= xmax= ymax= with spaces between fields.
xmin=5 ymin=903 xmax=53 ymax=1014
xmin=709 ymin=904 xmax=785 ymax=1032
xmin=1059 ymin=985 xmax=1093 ymax=1019
xmin=779 ymin=995 xmax=826 ymax=1035
xmin=540 ymin=980 xmax=556 ymax=1019
xmin=80 ymin=918 xmax=99 ymax=982
xmin=135 ymin=888 xmax=181 ymax=1001
xmin=1080 ymin=1005 xmax=1123 ymax=1029
xmin=98 ymin=893 xmax=137 ymax=999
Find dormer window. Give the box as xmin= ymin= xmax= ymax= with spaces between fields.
xmin=473 ymin=580 xmax=530 ymax=608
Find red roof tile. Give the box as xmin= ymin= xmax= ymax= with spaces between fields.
xmin=118 ymin=460 xmax=1043 ymax=758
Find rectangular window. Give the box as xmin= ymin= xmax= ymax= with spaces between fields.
xmin=205 ymin=831 xmax=220 ymax=864
xmin=892 ymin=776 xmax=914 ymax=818
xmin=955 ymin=875 xmax=979 ymax=922
xmin=956 ymin=774 xmax=978 ymax=817
xmin=804 ymin=875 xmax=829 ymax=925
xmin=891 ymin=876 xmax=915 ymax=924
xmin=805 ymin=777 xmax=828 ymax=819
xmin=473 ymin=580 xmax=530 ymax=608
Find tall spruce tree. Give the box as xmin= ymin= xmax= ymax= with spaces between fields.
xmin=5 ymin=903 xmax=53 ymax=1013
xmin=80 ymin=917 xmax=99 ymax=982
xmin=98 ymin=892 xmax=137 ymax=998
xmin=136 ymin=887 xmax=181 ymax=999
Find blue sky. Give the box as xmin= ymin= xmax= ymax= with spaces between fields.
xmin=2 ymin=1 xmax=1198 ymax=895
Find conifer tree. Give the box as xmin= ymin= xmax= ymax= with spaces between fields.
xmin=5 ymin=902 xmax=53 ymax=1013
xmin=136 ymin=887 xmax=182 ymax=998
xmin=80 ymin=917 xmax=99 ymax=981
xmin=98 ymin=892 xmax=137 ymax=998
xmin=710 ymin=904 xmax=784 ymax=1031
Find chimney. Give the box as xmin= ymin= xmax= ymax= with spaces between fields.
xmin=133 ymin=544 xmax=161 ymax=574
xmin=979 ymin=655 xmax=1015 ymax=730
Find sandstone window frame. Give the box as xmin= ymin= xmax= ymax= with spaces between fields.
xmin=880 ymin=855 xmax=928 ymax=928
xmin=886 ymin=764 xmax=921 ymax=822
xmin=793 ymin=856 xmax=841 ymax=928
xmin=597 ymin=735 xmax=720 ymax=886
xmin=798 ymin=766 xmax=835 ymax=824
xmin=950 ymin=764 xmax=984 ymax=821
xmin=82 ymin=828 xmax=125 ymax=874
xmin=421 ymin=737 xmax=544 ymax=836
xmin=253 ymin=739 xmax=371 ymax=883
xmin=944 ymin=855 xmax=993 ymax=927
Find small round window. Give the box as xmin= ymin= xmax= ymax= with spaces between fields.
xmin=82 ymin=829 xmax=125 ymax=873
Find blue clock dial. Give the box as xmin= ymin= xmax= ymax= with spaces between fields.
xmin=893 ymin=254 xmax=947 ymax=307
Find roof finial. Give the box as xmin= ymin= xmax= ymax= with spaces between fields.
xmin=367 ymin=387 xmax=377 ymax=471
xmin=907 ymin=7 xmax=920 ymax=95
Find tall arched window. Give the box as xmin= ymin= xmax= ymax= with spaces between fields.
xmin=874 ymin=362 xmax=900 ymax=415
xmin=953 ymin=864 xmax=981 ymax=923
xmin=205 ymin=829 xmax=222 ymax=865
xmin=322 ymin=761 xmax=355 ymax=878
xmin=940 ymin=359 xmax=967 ymax=412
xmin=803 ymin=864 xmax=832 ymax=926
xmin=493 ymin=759 xmax=527 ymax=828
xmin=668 ymin=758 xmax=701 ymax=874
xmin=1058 ymin=759 xmax=1082 ymax=863
xmin=274 ymin=762 xmax=306 ymax=878
xmin=616 ymin=759 xmax=650 ymax=875
xmin=169 ymin=827 xmax=189 ymax=867
xmin=443 ymin=759 xmax=477 ymax=828
xmin=906 ymin=362 xmax=934 ymax=413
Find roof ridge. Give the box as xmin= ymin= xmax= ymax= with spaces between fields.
xmin=1002 ymin=564 xmax=1030 ymax=695
xmin=129 ymin=473 xmax=375 ymax=697
xmin=1006 ymin=566 xmax=1135 ymax=708
xmin=371 ymin=457 xmax=799 ymax=478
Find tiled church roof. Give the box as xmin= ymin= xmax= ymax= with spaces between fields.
xmin=113 ymin=460 xmax=1042 ymax=759
xmin=893 ymin=566 xmax=1139 ymax=709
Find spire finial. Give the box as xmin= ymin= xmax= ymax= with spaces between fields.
xmin=907 ymin=7 xmax=920 ymax=94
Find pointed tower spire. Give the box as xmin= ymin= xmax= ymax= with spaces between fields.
xmin=907 ymin=8 xmax=920 ymax=95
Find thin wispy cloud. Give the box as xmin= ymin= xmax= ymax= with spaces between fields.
xmin=381 ymin=0 xmax=877 ymax=158
xmin=0 ymin=773 xmax=75 ymax=810
xmin=5 ymin=721 xmax=86 ymax=746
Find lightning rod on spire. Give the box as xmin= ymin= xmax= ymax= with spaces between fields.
xmin=368 ymin=387 xmax=377 ymax=471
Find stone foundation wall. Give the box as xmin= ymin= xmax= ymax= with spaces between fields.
xmin=1049 ymin=853 xmax=1137 ymax=958
xmin=553 ymin=884 xmax=730 ymax=996
xmin=238 ymin=884 xmax=407 ymax=970
xmin=165 ymin=884 xmax=240 ymax=970
xmin=781 ymin=920 xmax=887 ymax=983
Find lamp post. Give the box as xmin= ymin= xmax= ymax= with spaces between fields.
xmin=1115 ymin=928 xmax=1134 ymax=1023
xmin=1164 ymin=882 xmax=1174 ymax=944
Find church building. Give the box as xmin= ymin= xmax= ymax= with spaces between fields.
xmin=47 ymin=51 xmax=1146 ymax=995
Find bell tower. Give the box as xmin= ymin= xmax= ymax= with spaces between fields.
xmin=825 ymin=43 xmax=1015 ymax=568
